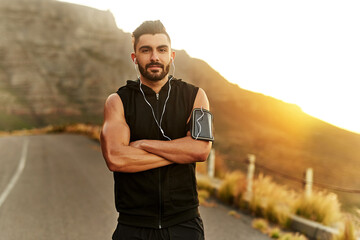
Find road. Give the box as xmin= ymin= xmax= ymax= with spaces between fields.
xmin=0 ymin=134 xmax=270 ymax=240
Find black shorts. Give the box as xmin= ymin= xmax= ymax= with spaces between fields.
xmin=112 ymin=217 xmax=205 ymax=240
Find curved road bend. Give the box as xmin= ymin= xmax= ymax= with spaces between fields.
xmin=0 ymin=134 xmax=270 ymax=240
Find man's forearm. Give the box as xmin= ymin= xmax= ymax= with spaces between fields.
xmin=106 ymin=145 xmax=173 ymax=172
xmin=133 ymin=136 xmax=212 ymax=164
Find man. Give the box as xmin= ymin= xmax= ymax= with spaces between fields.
xmin=100 ymin=20 xmax=213 ymax=240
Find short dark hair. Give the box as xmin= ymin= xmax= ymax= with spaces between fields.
xmin=132 ymin=20 xmax=171 ymax=51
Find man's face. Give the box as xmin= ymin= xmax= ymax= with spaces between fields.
xmin=134 ymin=34 xmax=173 ymax=82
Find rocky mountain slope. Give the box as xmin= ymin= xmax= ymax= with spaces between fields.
xmin=1 ymin=0 xmax=359 ymax=210
xmin=0 ymin=0 xmax=133 ymax=128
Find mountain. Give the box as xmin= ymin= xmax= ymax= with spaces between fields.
xmin=1 ymin=0 xmax=359 ymax=210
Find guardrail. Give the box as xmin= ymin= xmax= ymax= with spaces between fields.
xmin=202 ymin=152 xmax=360 ymax=240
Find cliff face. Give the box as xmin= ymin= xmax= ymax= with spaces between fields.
xmin=0 ymin=0 xmax=133 ymax=127
xmin=0 ymin=0 xmax=248 ymax=128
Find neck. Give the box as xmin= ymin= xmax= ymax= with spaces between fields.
xmin=140 ymin=75 xmax=170 ymax=93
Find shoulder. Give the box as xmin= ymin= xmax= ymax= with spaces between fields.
xmin=105 ymin=93 xmax=123 ymax=112
xmin=171 ymin=79 xmax=207 ymax=99
xmin=193 ymin=88 xmax=210 ymax=110
xmin=196 ymin=88 xmax=207 ymax=98
xmin=171 ymin=78 xmax=199 ymax=97
xmin=117 ymin=80 xmax=139 ymax=94
xmin=172 ymin=78 xmax=197 ymax=89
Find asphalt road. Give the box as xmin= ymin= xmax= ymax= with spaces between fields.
xmin=0 ymin=134 xmax=270 ymax=240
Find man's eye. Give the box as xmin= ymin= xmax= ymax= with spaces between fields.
xmin=141 ymin=49 xmax=149 ymax=53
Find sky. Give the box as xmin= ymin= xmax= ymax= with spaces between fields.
xmin=59 ymin=0 xmax=360 ymax=134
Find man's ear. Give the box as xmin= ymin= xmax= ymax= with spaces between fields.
xmin=171 ymin=51 xmax=176 ymax=62
xmin=131 ymin=53 xmax=136 ymax=63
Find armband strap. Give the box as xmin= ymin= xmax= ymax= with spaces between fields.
xmin=190 ymin=108 xmax=214 ymax=141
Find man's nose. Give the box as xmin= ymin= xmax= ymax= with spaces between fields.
xmin=150 ymin=52 xmax=159 ymax=62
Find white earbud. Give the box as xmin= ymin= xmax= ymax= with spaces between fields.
xmin=171 ymin=58 xmax=175 ymax=76
xmin=133 ymin=57 xmax=139 ymax=78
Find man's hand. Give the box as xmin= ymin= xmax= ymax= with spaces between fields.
xmin=126 ymin=88 xmax=212 ymax=165
xmin=129 ymin=140 xmax=145 ymax=149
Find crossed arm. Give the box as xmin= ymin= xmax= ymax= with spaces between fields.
xmin=100 ymin=88 xmax=212 ymax=173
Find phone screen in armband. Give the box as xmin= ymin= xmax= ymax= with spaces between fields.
xmin=190 ymin=108 xmax=214 ymax=141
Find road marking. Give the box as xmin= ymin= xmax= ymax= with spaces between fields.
xmin=0 ymin=138 xmax=29 ymax=208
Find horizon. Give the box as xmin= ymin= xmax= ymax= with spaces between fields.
xmin=58 ymin=0 xmax=360 ymax=134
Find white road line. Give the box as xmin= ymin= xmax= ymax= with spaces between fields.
xmin=0 ymin=138 xmax=29 ymax=208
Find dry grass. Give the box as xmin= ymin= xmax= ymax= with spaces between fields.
xmin=61 ymin=124 xmax=101 ymax=141
xmin=294 ymin=190 xmax=342 ymax=226
xmin=0 ymin=123 xmax=101 ymax=141
xmin=268 ymin=227 xmax=282 ymax=239
xmin=278 ymin=233 xmax=308 ymax=240
xmin=217 ymin=170 xmax=358 ymax=238
xmin=332 ymin=215 xmax=357 ymax=240
xmin=252 ymin=218 xmax=269 ymax=234
xmin=250 ymin=174 xmax=297 ymax=227
xmin=217 ymin=171 xmax=246 ymax=206
xmin=252 ymin=218 xmax=308 ymax=240
xmin=196 ymin=177 xmax=218 ymax=207
xmin=198 ymin=189 xmax=210 ymax=205
xmin=197 ymin=177 xmax=216 ymax=196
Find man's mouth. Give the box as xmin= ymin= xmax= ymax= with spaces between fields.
xmin=146 ymin=63 xmax=163 ymax=70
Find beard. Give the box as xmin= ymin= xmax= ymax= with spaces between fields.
xmin=138 ymin=61 xmax=171 ymax=82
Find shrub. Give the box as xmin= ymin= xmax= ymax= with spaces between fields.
xmin=332 ymin=215 xmax=357 ymax=240
xmin=63 ymin=123 xmax=101 ymax=141
xmin=294 ymin=190 xmax=342 ymax=226
xmin=252 ymin=218 xmax=269 ymax=234
xmin=197 ymin=177 xmax=216 ymax=195
xmin=268 ymin=227 xmax=281 ymax=239
xmin=250 ymin=174 xmax=296 ymax=227
xmin=217 ymin=171 xmax=246 ymax=205
xmin=198 ymin=189 xmax=211 ymax=205
xmin=252 ymin=218 xmax=309 ymax=240
xmin=278 ymin=233 xmax=308 ymax=240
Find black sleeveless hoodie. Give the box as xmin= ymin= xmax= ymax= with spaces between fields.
xmin=115 ymin=76 xmax=199 ymax=229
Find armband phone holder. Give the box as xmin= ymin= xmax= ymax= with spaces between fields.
xmin=190 ymin=108 xmax=214 ymax=141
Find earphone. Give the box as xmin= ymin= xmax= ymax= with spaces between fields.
xmin=132 ymin=56 xmax=176 ymax=140
xmin=139 ymin=76 xmax=173 ymax=141
xmin=133 ymin=58 xmax=139 ymax=78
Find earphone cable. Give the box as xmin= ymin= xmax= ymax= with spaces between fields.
xmin=195 ymin=106 xmax=204 ymax=140
xmin=139 ymin=77 xmax=173 ymax=141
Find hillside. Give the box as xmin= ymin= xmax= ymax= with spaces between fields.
xmin=0 ymin=0 xmax=359 ymax=210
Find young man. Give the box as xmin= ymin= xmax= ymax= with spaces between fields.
xmin=100 ymin=20 xmax=213 ymax=240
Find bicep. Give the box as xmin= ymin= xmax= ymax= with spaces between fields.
xmin=186 ymin=88 xmax=210 ymax=124
xmin=193 ymin=88 xmax=210 ymax=110
xmin=101 ymin=94 xmax=130 ymax=153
